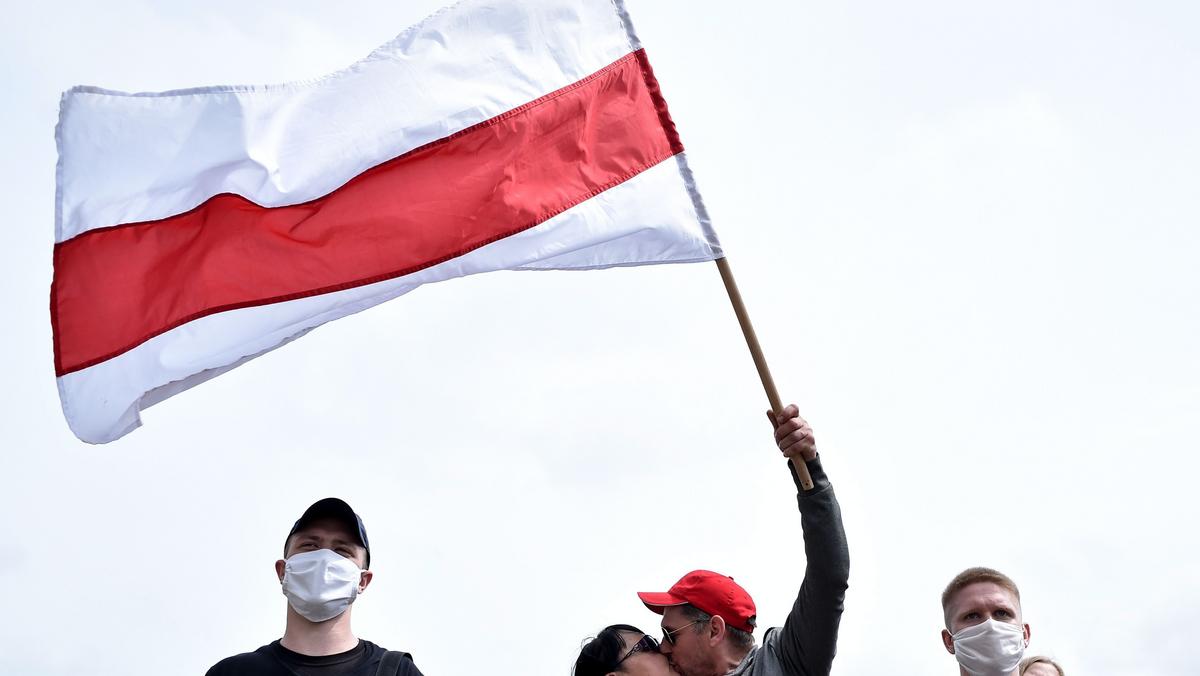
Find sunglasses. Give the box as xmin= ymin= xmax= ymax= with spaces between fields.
xmin=616 ymin=634 xmax=660 ymax=666
xmin=661 ymin=619 xmax=706 ymax=645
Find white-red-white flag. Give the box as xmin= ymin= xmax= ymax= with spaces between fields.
xmin=52 ymin=0 xmax=720 ymax=443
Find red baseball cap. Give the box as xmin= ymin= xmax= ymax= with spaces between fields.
xmin=638 ymin=570 xmax=757 ymax=633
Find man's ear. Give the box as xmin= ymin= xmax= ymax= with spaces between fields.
xmin=941 ymin=629 xmax=955 ymax=654
xmin=708 ymin=615 xmax=727 ymax=647
xmin=1023 ymin=623 xmax=1031 ymax=646
xmin=275 ymin=559 xmax=286 ymax=583
xmin=358 ymin=570 xmax=374 ymax=593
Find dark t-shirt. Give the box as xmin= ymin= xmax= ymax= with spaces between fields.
xmin=205 ymin=639 xmax=424 ymax=676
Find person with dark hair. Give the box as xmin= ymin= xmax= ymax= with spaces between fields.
xmin=206 ymin=498 xmax=424 ymax=676
xmin=940 ymin=567 xmax=1030 ymax=676
xmin=635 ymin=405 xmax=850 ymax=676
xmin=574 ymin=625 xmax=671 ymax=676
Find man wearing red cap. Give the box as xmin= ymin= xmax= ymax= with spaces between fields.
xmin=638 ymin=405 xmax=849 ymax=676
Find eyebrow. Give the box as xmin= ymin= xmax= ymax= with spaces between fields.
xmin=959 ymin=602 xmax=1016 ymax=619
xmin=294 ymin=533 xmax=357 ymax=548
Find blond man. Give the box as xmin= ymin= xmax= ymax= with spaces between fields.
xmin=1020 ymin=656 xmax=1065 ymax=676
xmin=940 ymin=567 xmax=1031 ymax=676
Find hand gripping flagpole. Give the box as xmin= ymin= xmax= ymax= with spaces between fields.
xmin=715 ymin=256 xmax=815 ymax=491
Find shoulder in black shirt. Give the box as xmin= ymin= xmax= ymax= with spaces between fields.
xmin=205 ymin=639 xmax=424 ymax=676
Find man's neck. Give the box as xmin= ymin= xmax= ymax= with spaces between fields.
xmin=716 ymin=643 xmax=752 ymax=675
xmin=280 ymin=606 xmax=359 ymax=656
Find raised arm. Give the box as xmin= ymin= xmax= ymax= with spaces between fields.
xmin=768 ymin=405 xmax=850 ymax=676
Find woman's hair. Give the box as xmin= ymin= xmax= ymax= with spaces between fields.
xmin=1020 ymin=656 xmax=1065 ymax=676
xmin=573 ymin=624 xmax=645 ymax=676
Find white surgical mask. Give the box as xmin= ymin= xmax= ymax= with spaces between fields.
xmin=281 ymin=549 xmax=364 ymax=622
xmin=952 ymin=618 xmax=1026 ymax=676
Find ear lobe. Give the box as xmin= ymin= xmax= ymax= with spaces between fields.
xmin=941 ymin=629 xmax=955 ymax=654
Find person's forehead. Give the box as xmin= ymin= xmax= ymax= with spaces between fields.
xmin=1024 ymin=664 xmax=1059 ymax=676
xmin=290 ymin=517 xmax=359 ymax=543
xmin=660 ymin=606 xmax=688 ymax=625
xmin=952 ymin=581 xmax=1019 ymax=611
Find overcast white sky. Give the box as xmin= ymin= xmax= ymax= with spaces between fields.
xmin=2 ymin=1 xmax=1198 ymax=674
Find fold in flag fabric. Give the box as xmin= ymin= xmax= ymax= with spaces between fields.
xmin=51 ymin=0 xmax=721 ymax=444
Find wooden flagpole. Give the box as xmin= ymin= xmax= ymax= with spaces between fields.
xmin=715 ymin=256 xmax=815 ymax=490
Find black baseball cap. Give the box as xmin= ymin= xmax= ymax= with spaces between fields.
xmin=286 ymin=497 xmax=371 ymax=568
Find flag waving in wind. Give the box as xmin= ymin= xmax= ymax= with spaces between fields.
xmin=51 ymin=0 xmax=721 ymax=444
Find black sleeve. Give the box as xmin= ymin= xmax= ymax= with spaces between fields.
xmin=774 ymin=456 xmax=850 ymax=676
xmin=399 ymin=654 xmax=425 ymax=676
xmin=203 ymin=656 xmax=233 ymax=676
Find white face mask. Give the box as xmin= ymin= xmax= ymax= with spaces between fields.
xmin=280 ymin=549 xmax=364 ymax=622
xmin=952 ymin=618 xmax=1026 ymax=676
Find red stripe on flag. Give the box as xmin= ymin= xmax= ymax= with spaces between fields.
xmin=52 ymin=50 xmax=683 ymax=377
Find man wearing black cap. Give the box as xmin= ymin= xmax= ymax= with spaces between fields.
xmin=205 ymin=498 xmax=424 ymax=676
xmin=638 ymin=405 xmax=849 ymax=676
